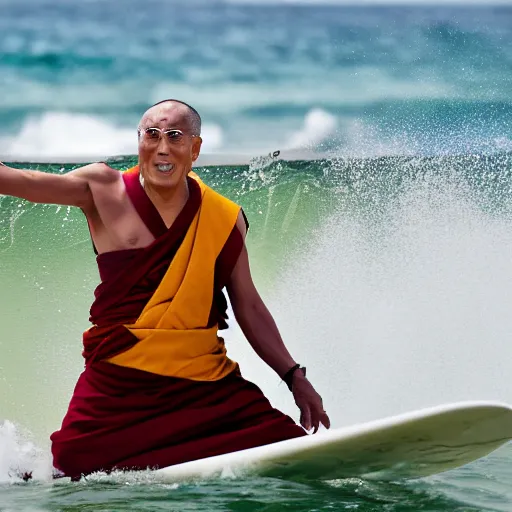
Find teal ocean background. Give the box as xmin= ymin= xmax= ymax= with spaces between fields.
xmin=1 ymin=1 xmax=512 ymax=511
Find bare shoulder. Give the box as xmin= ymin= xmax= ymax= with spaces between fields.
xmin=64 ymin=162 xmax=121 ymax=211
xmin=68 ymin=162 xmax=121 ymax=185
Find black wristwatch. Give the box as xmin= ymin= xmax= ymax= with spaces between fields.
xmin=283 ymin=364 xmax=306 ymax=391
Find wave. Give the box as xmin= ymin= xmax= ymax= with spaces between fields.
xmin=0 ymin=108 xmax=345 ymax=160
xmin=151 ymin=77 xmax=457 ymax=115
xmin=1 ymin=108 xmax=509 ymax=162
xmin=285 ymin=109 xmax=338 ymax=150
xmin=1 ymin=152 xmax=512 ymax=485
xmin=0 ymin=112 xmax=225 ymax=160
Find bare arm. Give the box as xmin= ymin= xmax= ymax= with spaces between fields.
xmin=226 ymin=212 xmax=330 ymax=432
xmin=226 ymin=213 xmax=296 ymax=378
xmin=0 ymin=161 xmax=116 ymax=209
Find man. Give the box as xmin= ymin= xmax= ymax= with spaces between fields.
xmin=0 ymin=100 xmax=330 ymax=480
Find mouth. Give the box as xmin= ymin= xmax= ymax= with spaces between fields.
xmin=155 ymin=163 xmax=174 ymax=174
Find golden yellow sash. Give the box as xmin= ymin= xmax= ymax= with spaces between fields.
xmin=106 ymin=173 xmax=240 ymax=381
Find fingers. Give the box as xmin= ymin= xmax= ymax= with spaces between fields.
xmin=301 ymin=405 xmax=330 ymax=433
xmin=310 ymin=395 xmax=329 ymax=433
xmin=293 ymin=380 xmax=330 ymax=433
xmin=321 ymin=410 xmax=331 ymax=430
xmin=310 ymin=407 xmax=322 ymax=434
xmin=309 ymin=403 xmax=330 ymax=434
xmin=301 ymin=405 xmax=312 ymax=432
xmin=311 ymin=404 xmax=320 ymax=434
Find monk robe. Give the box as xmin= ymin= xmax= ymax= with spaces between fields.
xmin=50 ymin=166 xmax=305 ymax=480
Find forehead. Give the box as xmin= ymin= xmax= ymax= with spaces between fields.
xmin=140 ymin=103 xmax=189 ymax=129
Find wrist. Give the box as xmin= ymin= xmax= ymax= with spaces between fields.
xmin=282 ymin=364 xmax=306 ymax=391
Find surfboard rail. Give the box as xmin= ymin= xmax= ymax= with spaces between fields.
xmin=154 ymin=401 xmax=512 ymax=482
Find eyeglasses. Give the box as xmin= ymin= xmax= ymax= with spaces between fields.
xmin=138 ymin=127 xmax=197 ymax=145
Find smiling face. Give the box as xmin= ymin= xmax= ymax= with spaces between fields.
xmin=137 ymin=101 xmax=202 ymax=191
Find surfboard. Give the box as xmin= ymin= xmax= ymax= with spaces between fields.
xmin=155 ymin=401 xmax=512 ymax=483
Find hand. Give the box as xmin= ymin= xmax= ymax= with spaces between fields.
xmin=292 ymin=372 xmax=331 ymax=433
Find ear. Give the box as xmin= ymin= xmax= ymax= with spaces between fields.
xmin=191 ymin=136 xmax=202 ymax=162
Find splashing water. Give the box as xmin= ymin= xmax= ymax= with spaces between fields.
xmin=260 ymin=159 xmax=512 ymax=428
xmin=0 ymin=420 xmax=52 ymax=484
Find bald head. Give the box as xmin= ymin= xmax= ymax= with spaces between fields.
xmin=139 ymin=99 xmax=202 ymax=136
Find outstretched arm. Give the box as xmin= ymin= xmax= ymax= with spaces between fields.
xmin=226 ymin=212 xmax=331 ymax=433
xmin=0 ymin=162 xmax=115 ymax=209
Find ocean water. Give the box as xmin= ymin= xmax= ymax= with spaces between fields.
xmin=1 ymin=1 xmax=512 ymax=511
xmin=0 ymin=0 xmax=511 ymax=159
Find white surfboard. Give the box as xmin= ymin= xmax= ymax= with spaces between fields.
xmin=155 ymin=401 xmax=512 ymax=482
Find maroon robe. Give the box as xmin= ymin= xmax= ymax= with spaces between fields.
xmin=50 ymin=170 xmax=306 ymax=480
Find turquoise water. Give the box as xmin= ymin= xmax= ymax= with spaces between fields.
xmin=0 ymin=2 xmax=510 ymax=158
xmin=1 ymin=1 xmax=512 ymax=510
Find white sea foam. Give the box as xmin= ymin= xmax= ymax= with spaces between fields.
xmin=0 ymin=420 xmax=51 ymax=483
xmin=0 ymin=112 xmax=224 ymax=161
xmin=0 ymin=112 xmax=136 ymax=160
xmin=285 ymin=108 xmax=338 ymax=150
xmin=269 ymin=112 xmax=416 ymax=157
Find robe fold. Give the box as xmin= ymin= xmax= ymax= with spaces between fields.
xmin=50 ymin=167 xmax=305 ymax=479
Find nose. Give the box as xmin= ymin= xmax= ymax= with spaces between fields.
xmin=156 ymin=134 xmax=171 ymax=155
